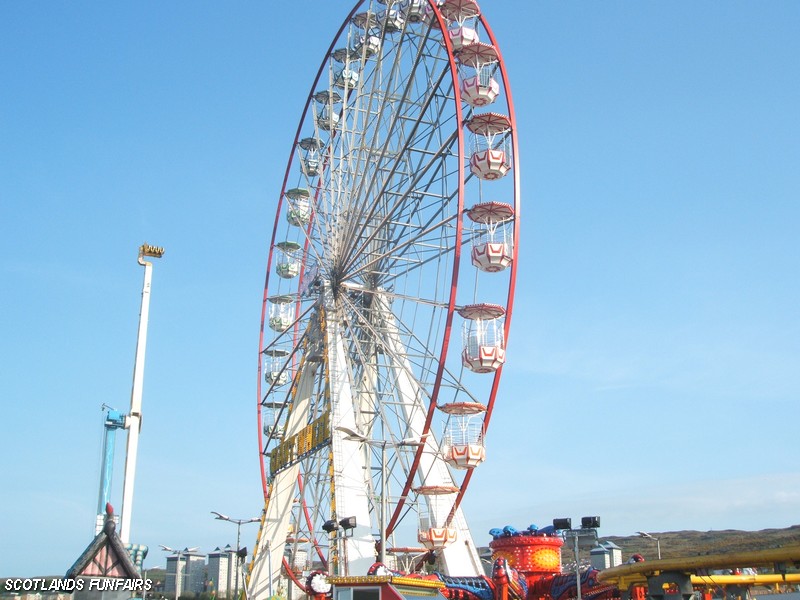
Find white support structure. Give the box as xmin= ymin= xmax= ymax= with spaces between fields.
xmin=327 ymin=293 xmax=378 ymax=576
xmin=378 ymin=295 xmax=482 ymax=577
xmin=250 ymin=287 xmax=376 ymax=593
xmin=249 ymin=361 xmax=319 ymax=599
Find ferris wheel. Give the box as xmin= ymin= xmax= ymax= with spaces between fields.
xmin=249 ymin=0 xmax=519 ymax=595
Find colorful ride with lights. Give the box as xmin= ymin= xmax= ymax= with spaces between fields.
xmin=305 ymin=524 xmax=617 ymax=600
xmin=303 ymin=526 xmax=800 ymax=600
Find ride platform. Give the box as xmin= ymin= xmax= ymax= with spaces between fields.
xmin=322 ymin=574 xmax=446 ymax=600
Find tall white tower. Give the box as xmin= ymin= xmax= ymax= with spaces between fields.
xmin=120 ymin=243 xmax=164 ymax=543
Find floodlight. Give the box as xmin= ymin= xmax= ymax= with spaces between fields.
xmin=553 ymin=518 xmax=572 ymax=531
xmin=322 ymin=519 xmax=339 ymax=533
xmin=581 ymin=516 xmax=600 ymax=529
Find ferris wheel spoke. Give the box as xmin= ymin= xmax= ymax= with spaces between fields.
xmin=345 ymin=123 xmax=457 ymax=265
xmin=340 ymin=290 xmax=479 ymax=425
xmin=342 ymin=212 xmax=458 ymax=286
xmin=374 ymin=296 xmax=480 ymax=405
xmin=261 ymin=303 xmax=315 ymax=352
xmin=340 ymin=178 xmax=458 ymax=286
xmin=376 ymin=301 xmax=465 ymax=539
xmin=326 ymin=28 xmax=457 ymax=267
xmin=288 ymin=218 xmax=328 ymax=280
xmin=342 ymin=284 xmax=452 ymax=310
xmin=294 ymin=472 xmax=329 ymax=568
xmin=335 ymin=56 xmax=455 ymax=264
xmin=260 ymin=346 xmax=311 ymax=427
xmin=339 ymin=292 xmax=431 ymax=405
xmin=336 ymin=108 xmax=460 ymax=276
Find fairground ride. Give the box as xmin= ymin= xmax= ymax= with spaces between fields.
xmin=248 ymin=0 xmax=519 ymax=596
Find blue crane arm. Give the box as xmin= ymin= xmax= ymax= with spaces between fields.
xmin=97 ymin=409 xmax=127 ymax=515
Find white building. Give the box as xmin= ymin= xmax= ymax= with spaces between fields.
xmin=590 ymin=541 xmax=623 ymax=570
xmin=208 ymin=545 xmax=239 ymax=598
xmin=165 ymin=550 xmax=207 ymax=595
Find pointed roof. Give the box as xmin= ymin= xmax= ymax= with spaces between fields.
xmin=66 ymin=504 xmax=142 ymax=579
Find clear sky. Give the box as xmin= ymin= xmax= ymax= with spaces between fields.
xmin=1 ymin=0 xmax=798 ymax=578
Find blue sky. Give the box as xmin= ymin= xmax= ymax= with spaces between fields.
xmin=1 ymin=1 xmax=798 ymax=578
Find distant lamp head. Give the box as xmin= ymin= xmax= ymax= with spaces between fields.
xmin=581 ymin=516 xmax=601 ymax=529
xmin=553 ymin=518 xmax=572 ymax=531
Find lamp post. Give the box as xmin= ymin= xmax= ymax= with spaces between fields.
xmin=637 ymin=531 xmax=661 ymax=559
xmin=554 ymin=517 xmax=601 ymax=600
xmin=266 ymin=540 xmax=273 ymax=598
xmin=571 ymin=530 xmax=581 ymax=600
xmin=335 ymin=426 xmax=424 ymax=566
xmin=121 ymin=243 xmax=164 ymax=543
xmin=212 ymin=512 xmax=260 ymax=599
xmin=160 ymin=545 xmax=198 ymax=600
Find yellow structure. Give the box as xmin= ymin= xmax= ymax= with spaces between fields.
xmin=598 ymin=545 xmax=800 ymax=598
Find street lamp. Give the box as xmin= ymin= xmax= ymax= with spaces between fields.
xmin=143 ymin=565 xmax=164 ymax=600
xmin=160 ymin=545 xmax=198 ymax=600
xmin=212 ymin=511 xmax=260 ymax=600
xmin=335 ymin=426 xmax=425 ymax=565
xmin=553 ymin=517 xmax=601 ymax=600
xmin=637 ymin=531 xmax=662 ymax=559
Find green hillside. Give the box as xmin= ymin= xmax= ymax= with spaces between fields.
xmin=602 ymin=525 xmax=800 ymax=562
